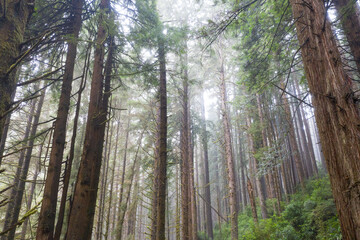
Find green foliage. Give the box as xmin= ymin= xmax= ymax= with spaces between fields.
xmin=213 ymin=177 xmax=342 ymax=240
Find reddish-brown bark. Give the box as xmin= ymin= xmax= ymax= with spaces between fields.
xmin=36 ymin=1 xmax=83 ymax=239
xmin=290 ymin=0 xmax=360 ymax=238
xmin=65 ymin=10 xmax=113 ymax=237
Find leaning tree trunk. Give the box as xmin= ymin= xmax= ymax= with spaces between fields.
xmin=36 ymin=0 xmax=84 ymax=238
xmin=290 ymin=0 xmax=360 ymax=238
xmin=65 ymin=10 xmax=113 ymax=238
xmin=150 ymin=33 xmax=167 ymax=240
xmin=0 ymin=0 xmax=34 ymax=139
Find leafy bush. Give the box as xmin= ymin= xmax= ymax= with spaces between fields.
xmin=213 ymin=176 xmax=342 ymax=240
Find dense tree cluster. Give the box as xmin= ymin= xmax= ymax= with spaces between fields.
xmin=0 ymin=0 xmax=360 ymax=239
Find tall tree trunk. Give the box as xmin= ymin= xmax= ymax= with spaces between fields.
xmin=65 ymin=14 xmax=113 ymax=238
xmin=290 ymin=0 xmax=360 ymax=238
xmin=266 ymin=123 xmax=283 ymax=214
xmin=280 ymin=84 xmax=305 ymax=188
xmin=124 ymin=132 xmax=143 ymax=237
xmin=246 ymin=116 xmax=268 ymax=219
xmin=334 ymin=0 xmax=360 ymax=74
xmin=104 ymin=118 xmax=120 ymax=240
xmin=150 ymin=33 xmax=167 ymax=240
xmin=247 ymin=177 xmax=258 ymax=224
xmin=54 ymin=44 xmax=89 ymax=240
xmin=3 ymin=86 xmax=45 ymax=240
xmin=214 ymin=159 xmax=222 ymax=234
xmin=1 ymin=91 xmax=37 ymax=240
xmin=189 ymin=130 xmax=197 ymax=240
xmin=0 ymin=0 xmax=34 ymax=138
xmin=180 ymin=46 xmax=197 ymax=240
xmin=20 ymin=135 xmax=47 ymax=239
xmin=117 ymin=124 xmax=145 ymax=240
xmin=295 ymin=82 xmax=318 ymax=176
xmin=116 ymin=114 xmax=131 ymax=240
xmin=175 ymin=163 xmax=181 ymax=240
xmin=200 ymin=92 xmax=213 ymax=239
xmin=238 ymin=136 xmax=248 ymax=209
xmin=219 ymin=58 xmax=238 ymax=240
xmin=36 ymin=0 xmax=83 ymax=238
xmin=96 ymin=119 xmax=112 ymax=240
xmin=292 ymin=109 xmax=311 ymax=178
xmin=180 ymin=54 xmax=191 ymax=240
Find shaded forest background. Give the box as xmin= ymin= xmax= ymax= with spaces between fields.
xmin=0 ymin=0 xmax=360 ymax=239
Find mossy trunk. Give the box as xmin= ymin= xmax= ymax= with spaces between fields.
xmin=0 ymin=0 xmax=34 ymax=143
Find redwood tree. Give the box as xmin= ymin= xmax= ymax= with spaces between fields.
xmin=290 ymin=0 xmax=360 ymax=238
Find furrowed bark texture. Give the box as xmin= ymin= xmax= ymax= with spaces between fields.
xmin=290 ymin=0 xmax=360 ymax=238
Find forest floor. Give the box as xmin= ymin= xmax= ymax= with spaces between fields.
xmin=207 ymin=173 xmax=342 ymax=240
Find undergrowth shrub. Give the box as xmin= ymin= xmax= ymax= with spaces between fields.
xmin=213 ymin=176 xmax=342 ymax=240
